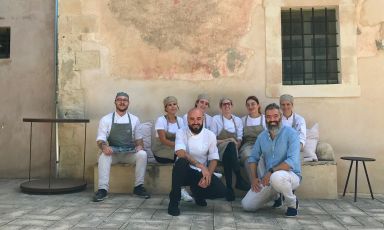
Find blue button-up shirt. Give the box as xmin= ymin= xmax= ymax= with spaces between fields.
xmin=248 ymin=126 xmax=301 ymax=178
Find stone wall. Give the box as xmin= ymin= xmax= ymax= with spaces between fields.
xmin=57 ymin=0 xmax=384 ymax=194
xmin=0 ymin=0 xmax=55 ymax=178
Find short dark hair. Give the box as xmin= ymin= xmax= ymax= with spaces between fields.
xmin=265 ymin=103 xmax=280 ymax=113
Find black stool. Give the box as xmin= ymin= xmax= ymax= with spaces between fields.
xmin=341 ymin=156 xmax=375 ymax=202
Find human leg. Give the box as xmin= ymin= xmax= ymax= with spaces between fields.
xmin=168 ymin=158 xmax=191 ymax=216
xmin=94 ymin=153 xmax=113 ymax=202
xmin=241 ymin=185 xmax=276 ymax=211
xmin=270 ymin=171 xmax=300 ymax=208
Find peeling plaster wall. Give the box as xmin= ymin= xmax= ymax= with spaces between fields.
xmin=58 ymin=0 xmax=384 ymax=194
xmin=0 ymin=0 xmax=55 ymax=178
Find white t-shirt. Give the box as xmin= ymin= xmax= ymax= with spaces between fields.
xmin=175 ymin=127 xmax=219 ymax=171
xmin=96 ymin=112 xmax=141 ymax=142
xmin=182 ymin=113 xmax=213 ymax=130
xmin=154 ymin=115 xmax=184 ymax=138
xmin=211 ymin=114 xmax=243 ymax=141
xmin=241 ymin=114 xmax=267 ymax=130
xmin=282 ymin=112 xmax=306 ymax=146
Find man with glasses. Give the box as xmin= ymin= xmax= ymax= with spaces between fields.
xmin=93 ymin=92 xmax=150 ymax=202
xmin=241 ymin=103 xmax=301 ymax=217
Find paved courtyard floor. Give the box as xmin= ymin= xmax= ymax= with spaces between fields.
xmin=0 ymin=179 xmax=384 ymax=229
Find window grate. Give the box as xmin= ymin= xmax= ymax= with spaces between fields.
xmin=0 ymin=27 xmax=10 ymax=59
xmin=281 ymin=8 xmax=339 ymax=85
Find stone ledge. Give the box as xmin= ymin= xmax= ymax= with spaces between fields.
xmin=94 ymin=161 xmax=338 ymax=199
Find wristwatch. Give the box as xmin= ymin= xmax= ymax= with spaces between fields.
xmin=269 ymin=168 xmax=274 ymax=173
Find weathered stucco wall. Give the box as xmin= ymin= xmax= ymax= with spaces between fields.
xmin=0 ymin=0 xmax=55 ymax=178
xmin=58 ymin=0 xmax=384 ymax=194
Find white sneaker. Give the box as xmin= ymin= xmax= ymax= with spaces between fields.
xmin=213 ymin=172 xmax=222 ymax=179
xmin=181 ymin=188 xmax=193 ymax=202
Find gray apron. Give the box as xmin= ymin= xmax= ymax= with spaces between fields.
xmin=217 ymin=115 xmax=238 ymax=160
xmin=108 ymin=112 xmax=135 ymax=153
xmin=152 ymin=115 xmax=180 ymax=160
xmin=291 ymin=113 xmax=297 ymax=129
xmin=239 ymin=116 xmax=266 ymax=179
xmin=239 ymin=115 xmax=264 ymax=161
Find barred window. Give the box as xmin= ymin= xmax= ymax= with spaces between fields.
xmin=281 ymin=8 xmax=339 ymax=85
xmin=0 ymin=27 xmax=10 ymax=59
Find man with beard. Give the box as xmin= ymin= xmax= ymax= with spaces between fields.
xmin=241 ymin=103 xmax=301 ymax=217
xmin=93 ymin=92 xmax=150 ymax=202
xmin=168 ymin=108 xmax=227 ymax=216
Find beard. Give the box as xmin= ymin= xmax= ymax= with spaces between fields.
xmin=267 ymin=120 xmax=281 ymax=136
xmin=189 ymin=124 xmax=203 ymax=134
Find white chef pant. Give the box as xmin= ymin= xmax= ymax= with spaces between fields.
xmin=241 ymin=170 xmax=300 ymax=211
xmin=97 ymin=150 xmax=147 ymax=191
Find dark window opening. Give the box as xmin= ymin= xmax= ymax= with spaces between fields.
xmin=0 ymin=27 xmax=10 ymax=59
xmin=281 ymin=8 xmax=339 ymax=85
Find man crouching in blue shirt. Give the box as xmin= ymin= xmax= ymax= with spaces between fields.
xmin=241 ymin=103 xmax=301 ymax=217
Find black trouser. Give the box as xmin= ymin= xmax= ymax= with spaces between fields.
xmin=169 ymin=158 xmax=226 ymax=202
xmin=154 ymin=154 xmax=176 ymax=164
xmin=222 ymin=142 xmax=241 ymax=188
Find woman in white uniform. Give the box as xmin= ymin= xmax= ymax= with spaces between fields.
xmin=152 ymin=96 xmax=193 ymax=201
xmin=239 ymin=96 xmax=267 ymax=180
xmin=211 ymin=97 xmax=249 ymax=201
xmin=182 ymin=94 xmax=213 ymax=130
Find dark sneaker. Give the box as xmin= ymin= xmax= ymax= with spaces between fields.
xmin=195 ymin=198 xmax=207 ymax=207
xmin=93 ymin=189 xmax=107 ymax=202
xmin=285 ymin=199 xmax=299 ymax=217
xmin=168 ymin=200 xmax=180 ymax=216
xmin=235 ymin=178 xmax=250 ymax=191
xmin=133 ymin=184 xmax=151 ymax=199
xmin=272 ymin=194 xmax=282 ymax=208
xmin=225 ymin=188 xmax=235 ymax=201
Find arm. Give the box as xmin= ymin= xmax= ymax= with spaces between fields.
xmin=96 ymin=116 xmax=113 ymax=155
xmin=236 ymin=116 xmax=243 ymax=149
xmin=157 ymin=130 xmax=175 ymax=147
xmin=248 ymin=137 xmax=262 ymax=191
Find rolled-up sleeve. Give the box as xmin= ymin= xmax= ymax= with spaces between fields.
xmin=175 ymin=129 xmax=187 ymax=152
xmin=248 ymin=137 xmax=261 ymax=164
xmin=207 ymin=133 xmax=219 ymax=161
xmin=284 ymin=130 xmax=301 ymax=169
xmin=96 ymin=117 xmax=109 ymax=142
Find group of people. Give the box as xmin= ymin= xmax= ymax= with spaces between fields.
xmin=93 ymin=91 xmax=306 ymax=218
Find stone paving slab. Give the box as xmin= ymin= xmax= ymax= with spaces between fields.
xmin=0 ymin=179 xmax=384 ymax=229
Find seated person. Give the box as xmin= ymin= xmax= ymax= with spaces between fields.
xmin=93 ymin=92 xmax=150 ymax=202
xmin=239 ymin=96 xmax=267 ymax=181
xmin=152 ymin=96 xmax=192 ymax=201
xmin=168 ymin=108 xmax=227 ymax=216
xmin=183 ymin=93 xmax=213 ymax=130
xmin=211 ymin=97 xmax=249 ymax=201
xmin=280 ymin=94 xmax=306 ymax=150
xmin=241 ymin=103 xmax=301 ymax=217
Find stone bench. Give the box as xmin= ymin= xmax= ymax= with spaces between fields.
xmin=93 ymin=160 xmax=337 ymax=199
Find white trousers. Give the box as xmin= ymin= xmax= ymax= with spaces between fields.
xmin=97 ymin=150 xmax=147 ymax=191
xmin=241 ymin=170 xmax=300 ymax=211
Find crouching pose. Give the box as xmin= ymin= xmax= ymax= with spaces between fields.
xmin=241 ymin=103 xmax=301 ymax=217
xmin=168 ymin=108 xmax=227 ymax=216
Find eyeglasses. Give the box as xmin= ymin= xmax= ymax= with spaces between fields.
xmin=221 ymin=102 xmax=232 ymax=107
xmin=167 ymin=103 xmax=178 ymax=106
xmin=115 ymin=98 xmax=129 ymax=102
xmin=198 ymin=101 xmax=209 ymax=106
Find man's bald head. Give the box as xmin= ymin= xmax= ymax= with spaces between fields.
xmin=187 ymin=108 xmax=204 ymax=134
